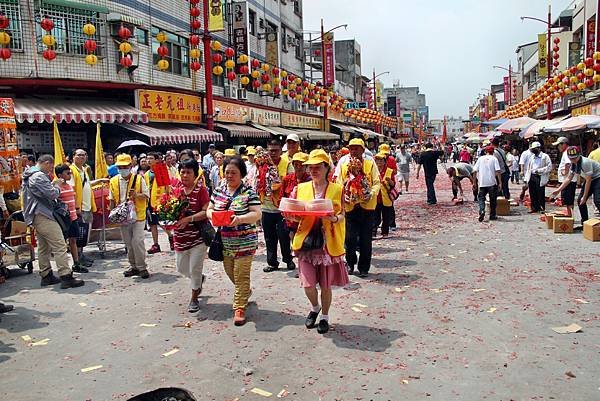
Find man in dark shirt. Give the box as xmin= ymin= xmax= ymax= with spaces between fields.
xmin=416 ymin=143 xmax=445 ymax=205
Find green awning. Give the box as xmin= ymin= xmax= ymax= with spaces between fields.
xmin=42 ymin=0 xmax=110 ymax=14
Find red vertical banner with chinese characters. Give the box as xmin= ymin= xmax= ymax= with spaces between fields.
xmin=503 ymin=77 xmax=509 ymax=106
xmin=587 ymin=17 xmax=596 ymax=58
xmin=323 ymin=32 xmax=335 ymax=88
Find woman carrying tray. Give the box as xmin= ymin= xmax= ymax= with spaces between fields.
xmin=287 ymin=149 xmax=349 ymax=334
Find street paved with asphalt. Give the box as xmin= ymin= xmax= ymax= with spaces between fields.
xmin=1 ymin=171 xmax=599 ymax=401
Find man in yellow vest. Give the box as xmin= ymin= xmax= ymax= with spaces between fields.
xmin=262 ymin=139 xmax=295 ymax=272
xmin=109 ymin=154 xmax=150 ymax=279
xmin=373 ymin=153 xmax=395 ymax=238
xmin=282 ymin=133 xmax=301 ymax=167
xmin=336 ymin=138 xmax=381 ymax=277
xmin=70 ymin=149 xmax=108 ymax=267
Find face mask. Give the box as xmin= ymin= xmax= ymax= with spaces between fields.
xmin=119 ymin=168 xmax=131 ymax=178
xmin=531 ymin=149 xmax=540 ymax=155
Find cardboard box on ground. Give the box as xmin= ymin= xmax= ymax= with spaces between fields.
xmin=583 ymin=219 xmax=600 ymax=241
xmin=486 ymin=198 xmax=510 ymax=216
xmin=553 ymin=216 xmax=574 ymax=233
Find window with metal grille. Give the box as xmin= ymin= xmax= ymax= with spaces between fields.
xmin=35 ymin=1 xmax=104 ymax=56
xmin=151 ymin=26 xmax=189 ymax=77
xmin=1 ymin=0 xmax=24 ymax=50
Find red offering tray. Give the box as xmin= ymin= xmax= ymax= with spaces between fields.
xmin=281 ymin=210 xmax=334 ymax=217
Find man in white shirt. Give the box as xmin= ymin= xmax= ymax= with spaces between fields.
xmin=473 ymin=146 xmax=502 ymax=222
xmin=525 ymin=141 xmax=552 ymax=213
xmin=553 ymin=137 xmax=576 ymax=216
xmin=519 ymin=144 xmax=534 ymax=201
xmin=552 ymin=146 xmax=600 ymax=223
xmin=507 ymin=149 xmax=520 ymax=184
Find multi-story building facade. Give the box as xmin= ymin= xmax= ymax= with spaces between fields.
xmin=429 ymin=116 xmax=465 ymax=139
xmin=0 ymin=0 xmax=346 ymax=155
xmin=383 ymin=85 xmax=428 ymax=121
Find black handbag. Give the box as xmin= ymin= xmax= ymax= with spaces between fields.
xmin=300 ymin=219 xmax=324 ymax=251
xmin=207 ymin=185 xmax=242 ymax=262
xmin=52 ymin=200 xmax=72 ymax=236
xmin=197 ymin=219 xmax=216 ymax=246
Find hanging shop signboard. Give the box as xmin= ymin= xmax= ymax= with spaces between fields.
xmin=232 ymin=1 xmax=249 ymax=56
xmin=213 ymin=99 xmax=249 ymax=123
xmin=281 ymin=112 xmax=322 ymax=130
xmin=136 ymin=90 xmax=201 ymax=123
xmin=249 ymin=107 xmax=280 ymax=126
xmin=587 ymin=17 xmax=596 ymax=59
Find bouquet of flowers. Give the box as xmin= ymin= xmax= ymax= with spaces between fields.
xmin=156 ymin=186 xmax=189 ymax=230
xmin=343 ymin=157 xmax=371 ymax=204
xmin=255 ymin=150 xmax=281 ymax=203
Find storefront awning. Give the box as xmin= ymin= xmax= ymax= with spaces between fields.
xmin=14 ymin=99 xmax=148 ymax=124
xmin=217 ymin=123 xmax=271 ymax=139
xmin=352 ymin=126 xmax=386 ymax=139
xmin=120 ymin=123 xmax=222 ymax=146
xmin=251 ymin=124 xmax=304 ymax=139
xmin=331 ymin=123 xmax=362 ymax=134
xmin=291 ymin=129 xmax=339 ymax=141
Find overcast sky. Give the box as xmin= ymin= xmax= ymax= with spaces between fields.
xmin=303 ymin=0 xmax=574 ymax=120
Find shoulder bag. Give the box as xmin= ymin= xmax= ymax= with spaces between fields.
xmin=184 ymin=185 xmax=216 ymax=246
xmin=208 ymin=185 xmax=242 ymax=262
xmin=108 ymin=175 xmax=138 ymax=225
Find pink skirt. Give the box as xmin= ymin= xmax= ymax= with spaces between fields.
xmin=296 ymin=249 xmax=349 ymax=289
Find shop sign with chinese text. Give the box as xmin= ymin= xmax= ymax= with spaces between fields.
xmin=136 ymin=90 xmax=201 ymax=123
xmin=281 ymin=112 xmax=322 ymax=130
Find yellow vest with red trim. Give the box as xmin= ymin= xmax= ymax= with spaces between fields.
xmin=109 ymin=174 xmax=147 ymax=221
xmin=292 ymin=182 xmax=345 ymax=257
xmin=145 ymin=170 xmax=167 ymax=209
xmin=380 ymin=167 xmax=394 ymax=207
xmin=69 ymin=164 xmax=97 ymax=213
xmin=339 ymin=158 xmax=378 ymax=211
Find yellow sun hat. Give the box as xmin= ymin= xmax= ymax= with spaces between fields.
xmin=303 ymin=149 xmax=330 ymax=165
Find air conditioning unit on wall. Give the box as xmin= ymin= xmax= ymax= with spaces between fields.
xmin=237 ymin=88 xmax=248 ymax=100
xmin=226 ymin=85 xmax=237 ymax=99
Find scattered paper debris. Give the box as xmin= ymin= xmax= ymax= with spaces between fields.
xmin=139 ymin=323 xmax=157 ymax=327
xmin=574 ymin=299 xmax=589 ymax=304
xmin=351 ymin=307 xmax=362 ymax=313
xmin=21 ymin=335 xmax=32 ymax=342
xmin=30 ymin=338 xmax=50 ymax=346
xmin=162 ymin=348 xmax=180 ymax=357
xmin=94 ymin=290 xmax=109 ymax=294
xmin=487 ymin=307 xmax=497 ymax=313
xmin=440 ymin=269 xmax=449 ymax=273
xmin=472 ymin=288 xmax=487 ymax=293
xmin=353 ymin=303 xmax=368 ymax=308
xmin=447 ymin=255 xmax=457 ymax=259
xmin=404 ymin=270 xmax=413 ymax=274
xmin=158 ymin=292 xmax=173 ymax=296
xmin=394 ymin=287 xmax=404 ymax=292
xmin=430 ymin=288 xmax=446 ymax=293
xmin=251 ymin=388 xmax=273 ymax=397
xmin=172 ymin=321 xmax=193 ymax=328
xmin=81 ymin=365 xmax=103 ymax=373
xmin=276 ymin=389 xmax=289 ymax=398
xmin=459 ymin=250 xmax=468 ymax=254
xmin=78 ymin=302 xmax=87 ymax=307
xmin=551 ymin=324 xmax=582 ymax=334
xmin=565 ymin=371 xmax=576 ymax=378
xmin=401 ymin=380 xmax=409 ymax=384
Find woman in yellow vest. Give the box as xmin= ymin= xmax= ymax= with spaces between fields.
xmin=290 ymin=149 xmax=349 ymax=335
xmin=373 ymin=153 xmax=396 ymax=238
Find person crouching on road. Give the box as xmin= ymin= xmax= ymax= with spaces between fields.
xmin=373 ymin=153 xmax=395 ymax=238
xmin=473 ymin=146 xmax=502 ymax=222
xmin=207 ymin=156 xmax=262 ymax=326
xmin=173 ymin=159 xmax=210 ymax=313
xmin=290 ymin=149 xmax=348 ymax=334
xmin=22 ymin=155 xmax=84 ymax=289
xmin=447 ymin=162 xmax=478 ymax=202
xmin=109 ymin=154 xmax=150 ymax=279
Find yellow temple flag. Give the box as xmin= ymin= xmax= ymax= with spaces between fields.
xmin=208 ymin=0 xmax=225 ymax=31
xmin=94 ymin=122 xmax=108 ymax=179
xmin=53 ymin=119 xmax=66 ymax=165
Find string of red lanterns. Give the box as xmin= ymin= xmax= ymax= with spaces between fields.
xmin=118 ymin=24 xmax=133 ymax=68
xmin=40 ymin=16 xmax=56 ymax=62
xmin=0 ymin=13 xmax=11 ymax=61
xmin=189 ymin=0 xmax=202 ymax=72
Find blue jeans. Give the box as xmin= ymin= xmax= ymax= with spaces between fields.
xmin=478 ymin=185 xmax=498 ymax=217
xmin=578 ymin=177 xmax=600 ymax=223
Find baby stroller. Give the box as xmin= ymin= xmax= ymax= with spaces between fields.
xmin=0 ymin=210 xmax=35 ymax=279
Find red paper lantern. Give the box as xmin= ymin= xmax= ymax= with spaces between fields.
xmin=570 ymin=66 xmax=578 ymax=74
xmin=0 ymin=15 xmax=9 ymax=30
xmin=585 ymin=57 xmax=594 ymax=67
xmin=553 ymin=52 xmax=560 ymax=60
xmin=84 ymin=39 xmax=97 ymax=53
xmin=157 ymin=45 xmax=169 ymax=57
xmin=558 ymin=73 xmax=565 ymax=80
xmin=302 ymin=80 xmax=309 ymax=87
xmin=281 ymin=80 xmax=288 ymax=87
xmin=224 ymin=47 xmax=235 ymax=58
xmin=553 ymin=60 xmax=560 ymax=68
xmin=553 ymin=46 xmax=559 ymax=53
xmin=190 ymin=0 xmax=200 ymax=4
xmin=252 ymin=80 xmax=261 ymax=89
xmin=577 ymin=72 xmax=585 ymax=80
xmin=40 ymin=17 xmax=54 ymax=32
xmin=571 ymin=84 xmax=578 ymax=92
xmin=274 ymin=86 xmax=281 ymax=95
xmin=118 ymin=26 xmax=132 ymax=40
xmin=289 ymin=74 xmax=296 ymax=82
xmin=261 ymin=73 xmax=270 ymax=83
xmin=593 ymin=64 xmax=600 ymax=72
xmin=227 ymin=71 xmax=236 ymax=81
xmin=314 ymin=49 xmax=321 ymax=57
xmin=190 ymin=7 xmax=200 ymax=17
xmin=251 ymin=59 xmax=260 ymax=69
xmin=585 ymin=78 xmax=595 ymax=87
xmin=553 ymin=37 xmax=560 ymax=44
xmin=191 ymin=20 xmax=201 ymax=30
xmin=42 ymin=49 xmax=56 ymax=61
xmin=212 ymin=53 xmax=223 ymax=64
xmin=239 ymin=65 xmax=250 ymax=75
xmin=190 ymin=34 xmax=200 ymax=46
xmin=120 ymin=56 xmax=133 ymax=67
xmin=190 ymin=61 xmax=201 ymax=71
xmin=0 ymin=47 xmax=11 ymax=60
xmin=303 ymin=97 xmax=309 ymax=104
xmin=272 ymin=67 xmax=280 ymax=76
